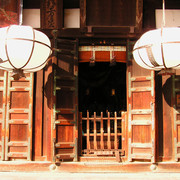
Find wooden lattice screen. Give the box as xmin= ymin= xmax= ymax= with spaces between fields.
xmin=80 ymin=111 xmax=126 ymax=161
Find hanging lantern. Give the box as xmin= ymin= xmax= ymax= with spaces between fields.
xmin=0 ymin=25 xmax=51 ymax=78
xmin=133 ymin=27 xmax=180 ymax=71
xmin=133 ymin=0 xmax=180 ymax=75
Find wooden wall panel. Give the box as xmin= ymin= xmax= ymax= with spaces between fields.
xmin=132 ymin=92 xmax=151 ymax=109
xmin=86 ymin=0 xmax=136 ymax=26
xmin=132 ymin=126 xmax=151 ymax=143
xmin=83 ymin=0 xmax=143 ymax=33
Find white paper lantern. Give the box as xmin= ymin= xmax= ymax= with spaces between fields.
xmin=133 ymin=27 xmax=180 ymax=71
xmin=0 ymin=25 xmax=51 ymax=74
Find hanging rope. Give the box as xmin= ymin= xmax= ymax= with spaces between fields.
xmin=162 ymin=0 xmax=165 ymax=27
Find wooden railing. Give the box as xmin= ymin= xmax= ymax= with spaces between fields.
xmin=79 ymin=111 xmax=126 ymax=161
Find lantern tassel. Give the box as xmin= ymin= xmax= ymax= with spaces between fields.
xmin=11 ymin=69 xmax=26 ymax=80
xmin=158 ymin=68 xmax=175 ymax=76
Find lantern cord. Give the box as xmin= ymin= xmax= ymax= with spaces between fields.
xmin=160 ymin=0 xmax=167 ymax=69
xmin=162 ymin=0 xmax=165 ymax=27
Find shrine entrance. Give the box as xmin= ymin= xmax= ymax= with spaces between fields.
xmin=78 ymin=46 xmax=127 ymax=161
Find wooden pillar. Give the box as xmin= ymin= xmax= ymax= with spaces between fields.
xmin=43 ymin=59 xmax=53 ymax=161
xmin=162 ymin=75 xmax=173 ymax=161
xmin=34 ymin=70 xmax=45 ymax=161
xmin=40 ymin=0 xmax=63 ymax=162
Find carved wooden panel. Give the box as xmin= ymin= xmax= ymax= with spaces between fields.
xmin=41 ymin=0 xmax=62 ymax=29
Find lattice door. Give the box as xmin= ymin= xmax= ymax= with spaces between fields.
xmin=80 ymin=111 xmax=126 ymax=161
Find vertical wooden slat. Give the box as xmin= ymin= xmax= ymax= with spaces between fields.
xmin=100 ymin=112 xmax=104 ymax=149
xmin=79 ymin=112 xmax=82 ymax=157
xmin=28 ymin=73 xmax=34 ymax=161
xmin=1 ymin=71 xmax=7 ymax=161
xmin=107 ymin=112 xmax=111 ymax=149
xmin=94 ymin=112 xmax=97 ymax=150
xmin=122 ymin=111 xmax=126 ymax=153
xmin=87 ymin=111 xmax=90 ymax=152
xmin=5 ymin=73 xmax=11 ymax=161
xmin=114 ymin=112 xmax=118 ymax=149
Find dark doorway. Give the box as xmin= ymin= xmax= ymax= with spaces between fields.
xmin=78 ymin=62 xmax=126 ymax=159
xmin=78 ymin=62 xmax=127 ymax=117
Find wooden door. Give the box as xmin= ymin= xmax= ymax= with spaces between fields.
xmin=0 ymin=70 xmax=33 ymax=161
xmin=5 ymin=72 xmax=33 ymax=160
xmin=52 ymin=37 xmax=78 ymax=162
xmin=127 ymin=41 xmax=156 ymax=163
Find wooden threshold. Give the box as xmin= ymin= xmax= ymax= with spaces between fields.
xmin=0 ymin=161 xmax=179 ymax=173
